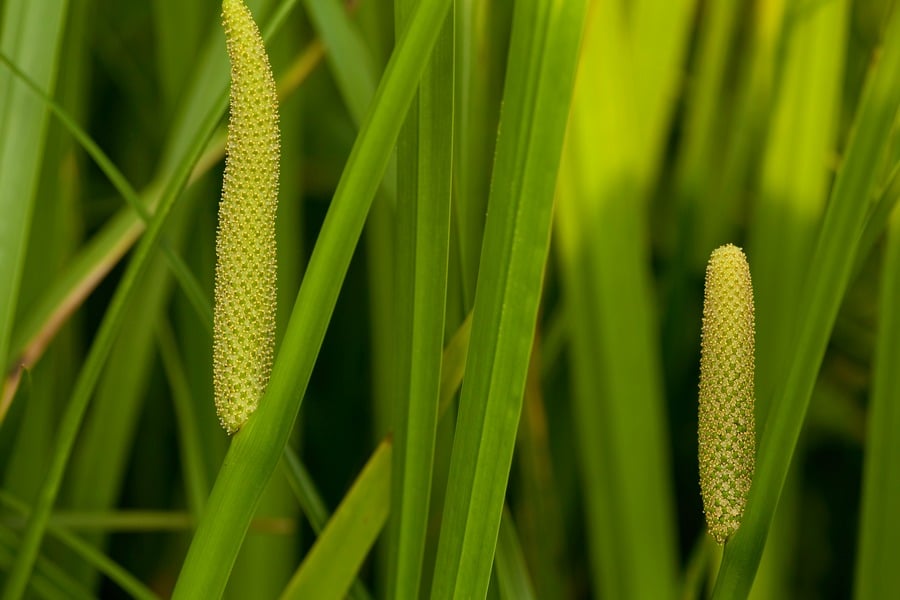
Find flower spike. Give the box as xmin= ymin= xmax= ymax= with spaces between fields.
xmin=214 ymin=0 xmax=280 ymax=434
xmin=699 ymin=243 xmax=756 ymax=543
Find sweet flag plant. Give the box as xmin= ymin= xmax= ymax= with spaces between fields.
xmin=699 ymin=244 xmax=756 ymax=544
xmin=214 ymin=0 xmax=280 ymax=434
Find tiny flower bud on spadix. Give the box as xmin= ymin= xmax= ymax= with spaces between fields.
xmin=214 ymin=0 xmax=280 ymax=434
xmin=699 ymin=244 xmax=756 ymax=544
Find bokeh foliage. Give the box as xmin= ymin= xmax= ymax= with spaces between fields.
xmin=1 ymin=0 xmax=899 ymax=598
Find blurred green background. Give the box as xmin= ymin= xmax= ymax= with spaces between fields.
xmin=1 ymin=0 xmax=899 ymax=598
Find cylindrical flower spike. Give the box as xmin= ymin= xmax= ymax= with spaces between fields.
xmin=699 ymin=243 xmax=756 ymax=543
xmin=214 ymin=0 xmax=280 ymax=434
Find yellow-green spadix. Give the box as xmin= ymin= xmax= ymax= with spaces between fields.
xmin=699 ymin=243 xmax=756 ymax=543
xmin=214 ymin=0 xmax=280 ymax=434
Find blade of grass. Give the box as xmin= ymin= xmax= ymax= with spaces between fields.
xmin=0 ymin=543 xmax=67 ymax=600
xmin=58 ymin=182 xmax=204 ymax=590
xmin=302 ymin=0 xmax=379 ymax=130
xmin=171 ymin=216 xmax=227 ymax=490
xmin=630 ymin=0 xmax=698 ymax=175
xmin=171 ymin=0 xmax=453 ymax=594
xmin=156 ymin=318 xmax=211 ymax=519
xmin=282 ymin=447 xmax=373 ymax=600
xmin=658 ymin=0 xmax=744 ymax=391
xmin=553 ymin=2 xmax=678 ymax=597
xmin=749 ymin=0 xmax=848 ymax=418
xmin=280 ymin=312 xmax=471 ymax=537
xmin=712 ymin=7 xmax=900 ymax=596
xmin=742 ymin=7 xmax=848 ymax=593
xmin=0 ymin=511 xmax=293 ymax=533
xmin=0 ymin=0 xmax=318 ymax=581
xmin=438 ymin=311 xmax=471 ymax=415
xmin=4 ymin=0 xmax=316 ymax=385
xmin=430 ymin=0 xmax=587 ymax=596
xmin=152 ymin=0 xmax=210 ymax=110
xmin=280 ymin=439 xmax=392 ymax=600
xmin=743 ymin=9 xmax=848 ymax=592
xmin=0 ymin=492 xmax=158 ymax=600
xmin=694 ymin=0 xmax=786 ymax=261
xmin=0 ymin=371 xmax=29 ymax=479
xmin=0 ymin=0 xmax=69 ymax=414
xmin=226 ymin=26 xmax=308 ymax=596
xmin=0 ymin=79 xmax=225 ymax=600
xmin=853 ymin=204 xmax=900 ymax=599
xmin=669 ymin=0 xmax=742 ymax=264
xmin=0 ymin=39 xmax=77 ymax=490
xmin=452 ymin=0 xmax=510 ymax=308
xmin=301 ymin=0 xmax=397 ymax=202
xmin=494 ymin=508 xmax=537 ymax=600
xmin=0 ymin=50 xmax=215 ymax=334
xmin=514 ymin=335 xmax=566 ymax=600
xmin=0 ymin=0 xmax=84 ymax=458
xmin=285 ymin=312 xmax=471 ymax=528
xmin=0 ymin=526 xmax=92 ymax=600
xmin=1 ymin=12 xmax=304 ymax=582
xmin=281 ymin=447 xmax=330 ymax=532
xmin=388 ymin=0 xmax=453 ymax=597
xmin=301 ymin=0 xmax=398 ymax=447
xmin=855 ymin=159 xmax=900 ymax=276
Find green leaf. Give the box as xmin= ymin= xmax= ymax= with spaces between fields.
xmin=303 ymin=0 xmax=379 ymax=127
xmin=171 ymin=0 xmax=453 ymax=595
xmin=855 ymin=160 xmax=900 ymax=276
xmin=748 ymin=0 xmax=849 ymax=418
xmin=0 ymin=0 xmax=297 ymax=584
xmin=280 ymin=439 xmax=391 ymax=600
xmin=387 ymin=0 xmax=453 ymax=597
xmin=712 ymin=6 xmax=900 ymax=596
xmin=438 ymin=311 xmax=472 ymax=416
xmin=0 ymin=82 xmax=225 ymax=600
xmin=0 ymin=492 xmax=158 ymax=600
xmin=554 ymin=1 xmax=679 ymax=596
xmin=0 ymin=0 xmax=69 ymax=420
xmin=4 ymin=11 xmax=326 ymax=378
xmin=0 ymin=525 xmax=93 ymax=600
xmin=156 ymin=318 xmax=211 ymax=520
xmin=670 ymin=0 xmax=742 ymax=264
xmin=280 ymin=444 xmax=374 ymax=600
xmin=494 ymin=508 xmax=537 ymax=600
xmin=854 ymin=203 xmax=900 ymax=599
xmin=451 ymin=0 xmax=509 ymax=308
xmin=301 ymin=0 xmax=398 ymax=447
xmin=430 ymin=0 xmax=587 ymax=597
xmin=631 ymin=0 xmax=698 ymax=174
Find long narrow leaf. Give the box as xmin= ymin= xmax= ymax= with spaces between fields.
xmin=853 ymin=203 xmax=900 ymax=598
xmin=280 ymin=439 xmax=391 ymax=600
xmin=430 ymin=1 xmax=587 ymax=596
xmin=0 ymin=83 xmax=225 ymax=600
xmin=388 ymin=0 xmax=453 ymax=597
xmin=494 ymin=508 xmax=537 ymax=600
xmin=0 ymin=492 xmax=158 ymax=600
xmin=554 ymin=2 xmax=678 ymax=596
xmin=4 ymin=0 xmax=312 ymax=380
xmin=713 ymin=7 xmax=900 ymax=596
xmin=749 ymin=0 xmax=848 ymax=416
xmin=0 ymin=0 xmax=69 ymax=415
xmin=0 ymin=0 xmax=309 ymax=581
xmin=171 ymin=0 xmax=453 ymax=595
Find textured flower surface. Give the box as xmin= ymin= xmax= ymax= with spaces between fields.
xmin=214 ymin=0 xmax=280 ymax=434
xmin=699 ymin=243 xmax=756 ymax=543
